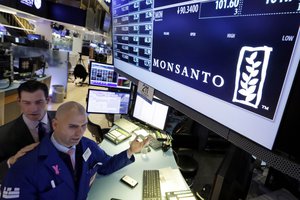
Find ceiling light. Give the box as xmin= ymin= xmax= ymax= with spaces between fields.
xmin=0 ymin=7 xmax=17 ymax=15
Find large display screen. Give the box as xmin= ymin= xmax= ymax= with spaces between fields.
xmin=112 ymin=0 xmax=300 ymax=150
xmin=89 ymin=61 xmax=131 ymax=90
xmin=86 ymin=89 xmax=131 ymax=114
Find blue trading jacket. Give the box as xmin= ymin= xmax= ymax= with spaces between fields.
xmin=0 ymin=136 xmax=134 ymax=200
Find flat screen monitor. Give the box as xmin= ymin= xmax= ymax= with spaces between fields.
xmin=27 ymin=34 xmax=42 ymax=41
xmin=132 ymin=94 xmax=169 ymax=131
xmin=18 ymin=56 xmax=45 ymax=77
xmin=18 ymin=57 xmax=34 ymax=78
xmin=86 ymin=89 xmax=131 ymax=114
xmin=89 ymin=61 xmax=131 ymax=90
xmin=112 ymin=0 xmax=300 ymax=151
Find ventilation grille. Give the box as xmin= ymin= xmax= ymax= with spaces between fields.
xmin=228 ymin=131 xmax=300 ymax=181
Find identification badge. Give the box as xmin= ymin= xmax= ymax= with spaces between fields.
xmin=83 ymin=148 xmax=91 ymax=161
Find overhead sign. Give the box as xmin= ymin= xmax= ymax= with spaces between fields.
xmin=137 ymin=81 xmax=154 ymax=104
xmin=20 ymin=0 xmax=42 ymax=9
xmin=0 ymin=0 xmax=48 ymax=18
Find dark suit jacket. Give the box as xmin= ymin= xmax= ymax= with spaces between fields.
xmin=0 ymin=111 xmax=56 ymax=182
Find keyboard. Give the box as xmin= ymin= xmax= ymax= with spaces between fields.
xmin=143 ymin=170 xmax=162 ymax=200
xmin=114 ymin=118 xmax=139 ymax=133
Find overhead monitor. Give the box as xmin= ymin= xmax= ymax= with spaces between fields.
xmin=86 ymin=88 xmax=131 ymax=114
xmin=89 ymin=61 xmax=131 ymax=90
xmin=132 ymin=94 xmax=169 ymax=131
xmin=112 ymin=0 xmax=300 ymax=153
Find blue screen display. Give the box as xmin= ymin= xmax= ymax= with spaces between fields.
xmin=112 ymin=0 xmax=300 ymax=149
xmin=89 ymin=61 xmax=131 ymax=90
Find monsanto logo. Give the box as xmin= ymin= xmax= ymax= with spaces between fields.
xmin=233 ymin=46 xmax=273 ymax=108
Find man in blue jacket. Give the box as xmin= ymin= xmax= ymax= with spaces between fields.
xmin=0 ymin=101 xmax=149 ymax=199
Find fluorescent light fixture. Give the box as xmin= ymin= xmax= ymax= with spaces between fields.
xmin=0 ymin=7 xmax=17 ymax=15
xmin=0 ymin=23 xmax=34 ymax=32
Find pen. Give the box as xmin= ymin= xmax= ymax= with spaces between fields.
xmin=51 ymin=180 xmax=56 ymax=188
xmin=93 ymin=162 xmax=103 ymax=168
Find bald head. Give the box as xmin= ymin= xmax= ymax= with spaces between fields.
xmin=55 ymin=101 xmax=87 ymax=119
xmin=52 ymin=101 xmax=88 ymax=147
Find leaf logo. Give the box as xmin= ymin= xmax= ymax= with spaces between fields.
xmin=233 ymin=46 xmax=273 ymax=109
xmin=238 ymin=52 xmax=261 ymax=102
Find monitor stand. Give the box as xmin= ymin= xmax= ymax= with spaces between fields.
xmin=41 ymin=65 xmax=46 ymax=77
xmin=105 ymin=114 xmax=121 ymax=126
xmin=114 ymin=114 xmax=121 ymax=122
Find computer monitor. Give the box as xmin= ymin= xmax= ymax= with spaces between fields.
xmin=18 ymin=57 xmax=34 ymax=78
xmin=89 ymin=61 xmax=131 ymax=90
xmin=86 ymin=88 xmax=131 ymax=114
xmin=18 ymin=56 xmax=45 ymax=78
xmin=27 ymin=34 xmax=42 ymax=41
xmin=132 ymin=93 xmax=169 ymax=131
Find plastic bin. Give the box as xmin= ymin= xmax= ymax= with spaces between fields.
xmin=52 ymin=85 xmax=65 ymax=103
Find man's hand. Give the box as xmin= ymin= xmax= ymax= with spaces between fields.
xmin=7 ymin=143 xmax=39 ymax=167
xmin=127 ymin=136 xmax=150 ymax=157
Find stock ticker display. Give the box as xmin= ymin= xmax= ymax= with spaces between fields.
xmin=112 ymin=0 xmax=300 ymax=120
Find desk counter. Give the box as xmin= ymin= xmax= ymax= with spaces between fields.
xmin=87 ymin=136 xmax=180 ymax=200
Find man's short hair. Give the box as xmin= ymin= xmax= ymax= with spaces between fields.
xmin=18 ymin=80 xmax=49 ymax=98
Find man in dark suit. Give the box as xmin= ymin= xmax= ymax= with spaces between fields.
xmin=0 ymin=80 xmax=55 ymax=182
xmin=0 ymin=101 xmax=149 ymax=199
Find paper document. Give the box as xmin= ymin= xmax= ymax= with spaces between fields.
xmin=134 ymin=129 xmax=149 ymax=137
xmin=159 ymin=167 xmax=189 ymax=197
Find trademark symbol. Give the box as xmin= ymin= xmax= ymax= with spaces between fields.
xmin=262 ymin=105 xmax=269 ymax=110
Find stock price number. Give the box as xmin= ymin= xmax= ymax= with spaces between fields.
xmin=265 ymin=0 xmax=299 ymax=12
xmin=177 ymin=4 xmax=199 ymax=15
xmin=215 ymin=0 xmax=240 ymax=10
xmin=266 ymin=0 xmax=292 ymax=4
